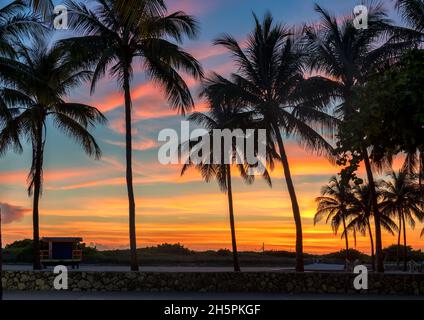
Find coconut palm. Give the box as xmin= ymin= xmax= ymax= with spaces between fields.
xmin=0 ymin=207 xmax=3 ymax=300
xmin=0 ymin=0 xmax=45 ymax=58
xmin=61 ymin=0 xmax=203 ymax=271
xmin=379 ymin=169 xmax=424 ymax=271
xmin=27 ymin=0 xmax=53 ymax=17
xmin=303 ymin=2 xmax=410 ymax=272
xmin=347 ymin=183 xmax=398 ymax=271
xmin=181 ymin=82 xmax=274 ymax=272
xmin=315 ymin=176 xmax=355 ymax=267
xmin=202 ymin=13 xmax=338 ymax=272
xmin=0 ymin=39 xmax=106 ymax=270
xmin=395 ymin=0 xmax=424 ymax=41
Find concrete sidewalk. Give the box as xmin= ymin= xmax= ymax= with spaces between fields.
xmin=3 ymin=291 xmax=423 ymax=300
xmin=3 ymin=263 xmax=345 ymax=272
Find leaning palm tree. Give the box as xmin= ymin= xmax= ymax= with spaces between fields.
xmin=315 ymin=176 xmax=354 ymax=267
xmin=61 ymin=0 xmax=203 ymax=271
xmin=379 ymin=169 xmax=424 ymax=271
xmin=203 ymin=13 xmax=337 ymax=272
xmin=0 ymin=39 xmax=106 ymax=270
xmin=303 ymin=2 xmax=409 ymax=272
xmin=181 ymin=84 xmax=273 ymax=272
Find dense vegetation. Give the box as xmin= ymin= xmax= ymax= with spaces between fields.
xmin=3 ymin=240 xmax=423 ymax=266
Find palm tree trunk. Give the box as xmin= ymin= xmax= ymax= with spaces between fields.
xmin=401 ymin=212 xmax=407 ymax=272
xmin=226 ymin=165 xmax=240 ymax=272
xmin=342 ymin=216 xmax=349 ymax=270
xmin=32 ymin=125 xmax=43 ymax=271
xmin=123 ymin=67 xmax=139 ymax=271
xmin=397 ymin=212 xmax=402 ymax=268
xmin=367 ymin=219 xmax=375 ymax=271
xmin=0 ymin=208 xmax=3 ymax=300
xmin=275 ymin=128 xmax=304 ymax=272
xmin=419 ymin=152 xmax=423 ymax=188
xmin=362 ymin=147 xmax=384 ymax=272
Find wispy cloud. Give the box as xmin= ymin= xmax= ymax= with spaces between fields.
xmin=0 ymin=203 xmax=29 ymax=224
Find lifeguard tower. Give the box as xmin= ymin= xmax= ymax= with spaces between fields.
xmin=40 ymin=237 xmax=83 ymax=269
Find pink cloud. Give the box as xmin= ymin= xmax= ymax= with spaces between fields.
xmin=0 ymin=203 xmax=29 ymax=224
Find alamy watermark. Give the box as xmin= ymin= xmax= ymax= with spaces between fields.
xmin=158 ymin=121 xmax=267 ymax=176
xmin=49 ymin=4 xmax=68 ymax=30
xmin=353 ymin=5 xmax=368 ymax=30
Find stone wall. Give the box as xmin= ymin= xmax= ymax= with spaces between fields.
xmin=2 ymin=271 xmax=424 ymax=295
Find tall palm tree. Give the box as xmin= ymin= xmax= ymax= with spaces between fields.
xmin=181 ymin=83 xmax=273 ymax=272
xmin=0 ymin=207 xmax=3 ymax=300
xmin=202 ymin=13 xmax=337 ymax=272
xmin=61 ymin=0 xmax=203 ymax=271
xmin=303 ymin=2 xmax=408 ymax=272
xmin=315 ymin=176 xmax=354 ymax=267
xmin=379 ymin=169 xmax=424 ymax=271
xmin=0 ymin=39 xmax=106 ymax=270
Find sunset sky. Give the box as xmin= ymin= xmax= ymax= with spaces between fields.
xmin=1 ymin=0 xmax=422 ymax=254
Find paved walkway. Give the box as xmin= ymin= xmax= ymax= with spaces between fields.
xmin=3 ymin=264 xmax=345 ymax=272
xmin=3 ymin=291 xmax=423 ymax=300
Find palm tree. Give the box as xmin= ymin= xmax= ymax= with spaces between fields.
xmin=181 ymin=83 xmax=273 ymax=272
xmin=347 ymin=183 xmax=398 ymax=271
xmin=61 ymin=0 xmax=203 ymax=271
xmin=202 ymin=13 xmax=337 ymax=272
xmin=315 ymin=176 xmax=354 ymax=267
xmin=303 ymin=2 xmax=409 ymax=272
xmin=379 ymin=169 xmax=424 ymax=271
xmin=0 ymin=1 xmax=44 ymax=58
xmin=0 ymin=207 xmax=3 ymax=300
xmin=0 ymin=39 xmax=106 ymax=270
xmin=27 ymin=0 xmax=53 ymax=17
xmin=395 ymin=0 xmax=424 ymax=41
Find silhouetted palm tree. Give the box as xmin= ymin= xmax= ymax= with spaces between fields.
xmin=0 ymin=1 xmax=44 ymax=58
xmin=203 ymin=13 xmax=337 ymax=272
xmin=303 ymin=2 xmax=408 ymax=272
xmin=0 ymin=39 xmax=106 ymax=270
xmin=379 ymin=169 xmax=424 ymax=271
xmin=347 ymin=183 xmax=398 ymax=271
xmin=0 ymin=207 xmax=3 ymax=300
xmin=61 ymin=0 xmax=203 ymax=271
xmin=315 ymin=176 xmax=354 ymax=267
xmin=395 ymin=0 xmax=424 ymax=41
xmin=181 ymin=83 xmax=273 ymax=272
